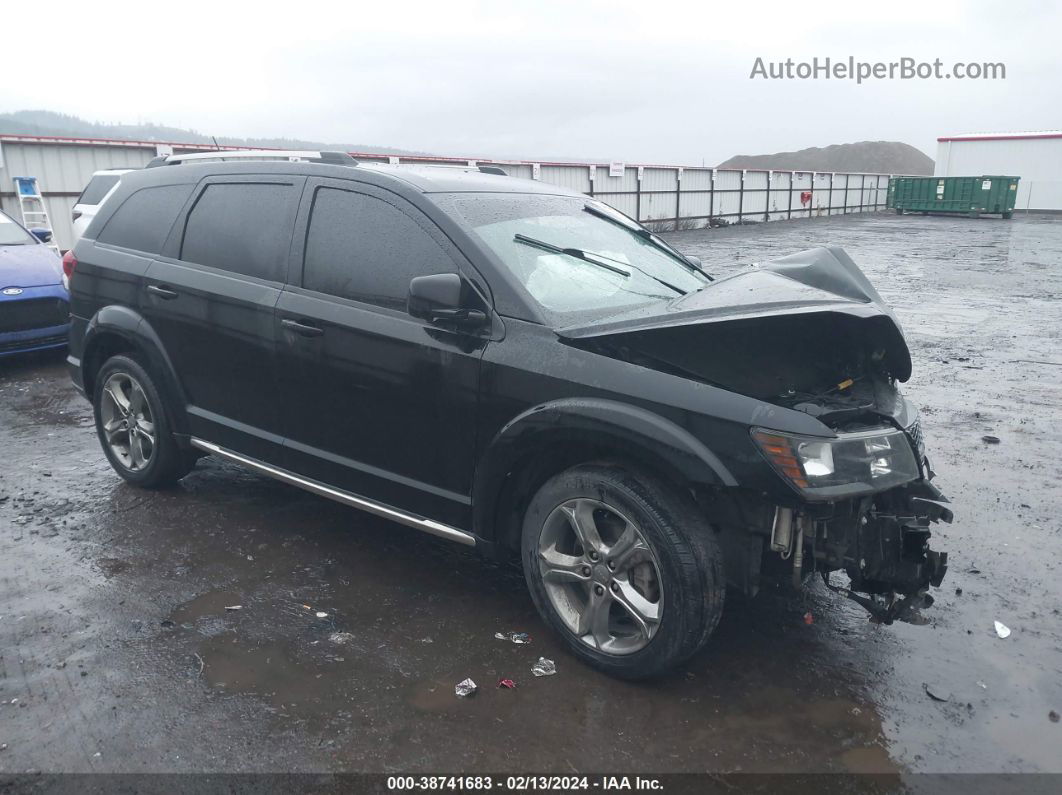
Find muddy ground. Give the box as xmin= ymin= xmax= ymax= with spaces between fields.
xmin=1 ymin=212 xmax=1060 ymax=778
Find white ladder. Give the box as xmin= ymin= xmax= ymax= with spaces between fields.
xmin=12 ymin=176 xmax=60 ymax=254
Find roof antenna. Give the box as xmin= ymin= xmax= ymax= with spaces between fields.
xmin=212 ymin=136 xmax=221 ymax=150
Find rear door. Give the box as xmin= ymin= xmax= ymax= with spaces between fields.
xmin=275 ymin=178 xmax=488 ymax=528
xmin=142 ymin=174 xmax=304 ymax=461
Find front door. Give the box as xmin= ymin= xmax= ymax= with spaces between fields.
xmin=275 ymin=179 xmax=488 ymax=529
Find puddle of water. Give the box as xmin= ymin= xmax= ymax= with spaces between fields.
xmin=170 ymin=590 xmax=245 ymax=624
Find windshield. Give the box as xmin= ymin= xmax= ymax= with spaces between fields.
xmin=450 ymin=194 xmax=709 ymax=319
xmin=0 ymin=213 xmax=36 ymax=246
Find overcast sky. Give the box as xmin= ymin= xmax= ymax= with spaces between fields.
xmin=4 ymin=0 xmax=1060 ymax=164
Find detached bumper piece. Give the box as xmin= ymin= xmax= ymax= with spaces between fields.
xmin=828 ymin=480 xmax=952 ymax=624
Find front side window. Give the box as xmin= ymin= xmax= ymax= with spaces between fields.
xmin=450 ymin=194 xmax=708 ymax=320
xmin=181 ymin=182 xmax=297 ymax=281
xmin=303 ymin=187 xmax=455 ymax=310
xmin=96 ymin=184 xmax=193 ymax=254
xmin=0 ymin=212 xmax=36 ymax=246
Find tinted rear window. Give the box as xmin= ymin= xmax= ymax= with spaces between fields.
xmin=78 ymin=174 xmax=122 ymax=206
xmin=181 ymin=182 xmax=297 ymax=282
xmin=96 ymin=184 xmax=193 ymax=254
xmin=303 ymin=187 xmax=454 ymax=309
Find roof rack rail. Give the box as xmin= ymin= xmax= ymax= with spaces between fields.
xmin=477 ymin=165 xmax=508 ymax=176
xmin=145 ymin=150 xmax=358 ymax=168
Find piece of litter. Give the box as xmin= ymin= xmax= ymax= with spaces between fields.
xmin=1050 ymin=710 xmax=1060 ymax=723
xmin=981 ymin=435 xmax=1001 ymax=444
xmin=224 ymin=605 xmax=242 ymax=611
xmin=803 ymin=611 xmax=814 ymax=625
xmin=316 ymin=611 xmax=328 ymax=619
xmin=498 ymin=678 xmax=516 ymax=689
xmin=923 ymin=683 xmax=950 ymax=702
xmin=531 ymin=657 xmax=557 ymax=677
xmin=455 ymin=678 xmax=477 ymax=697
xmin=994 ymin=620 xmax=1011 ymax=638
xmin=0 ymin=743 xmax=7 ymax=751
xmin=93 ymin=752 xmax=101 ymax=758
xmin=329 ymin=632 xmax=354 ymax=645
xmin=976 ymin=681 xmax=987 ymax=689
xmin=851 ymin=707 xmax=861 ymax=716
xmin=302 ymin=604 xmax=312 ymax=610
xmin=495 ymin=631 xmax=531 ymax=644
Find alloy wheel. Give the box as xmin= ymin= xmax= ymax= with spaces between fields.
xmin=100 ymin=372 xmax=156 ymax=472
xmin=537 ymin=498 xmax=664 ymax=655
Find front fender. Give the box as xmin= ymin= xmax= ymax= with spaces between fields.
xmin=79 ymin=305 xmax=189 ymax=435
xmin=472 ymin=397 xmax=737 ymax=541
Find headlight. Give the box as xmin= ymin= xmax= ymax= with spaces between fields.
xmin=752 ymin=427 xmax=919 ymax=499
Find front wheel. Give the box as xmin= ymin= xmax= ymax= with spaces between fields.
xmin=522 ymin=465 xmax=724 ymax=679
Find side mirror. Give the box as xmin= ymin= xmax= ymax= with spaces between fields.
xmin=685 ymin=254 xmax=702 ymax=269
xmin=31 ymin=228 xmax=52 ymax=244
xmin=408 ymin=273 xmax=487 ymax=327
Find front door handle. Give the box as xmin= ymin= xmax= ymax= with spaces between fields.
xmin=146 ymin=284 xmax=178 ymax=300
xmin=281 ymin=318 xmax=324 ymax=338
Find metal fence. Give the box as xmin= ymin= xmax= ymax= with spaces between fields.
xmin=0 ymin=134 xmax=897 ymax=249
xmin=354 ymin=153 xmax=894 ymax=231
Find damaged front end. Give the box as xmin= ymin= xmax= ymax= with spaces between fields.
xmin=558 ymin=245 xmax=953 ymax=621
xmin=770 ymin=480 xmax=952 ymax=624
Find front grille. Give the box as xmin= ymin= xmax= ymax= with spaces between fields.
xmin=0 ymin=298 xmax=70 ymax=333
xmin=0 ymin=333 xmax=67 ymax=354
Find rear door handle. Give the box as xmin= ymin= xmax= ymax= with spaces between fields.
xmin=281 ymin=318 xmax=324 ymax=338
xmin=146 ymin=284 xmax=178 ymax=300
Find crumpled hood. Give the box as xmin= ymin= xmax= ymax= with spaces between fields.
xmin=0 ymin=243 xmax=63 ymax=289
xmin=557 ymin=246 xmax=912 ymax=382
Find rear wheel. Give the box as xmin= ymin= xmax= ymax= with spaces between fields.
xmin=93 ymin=354 xmax=191 ymax=487
xmin=522 ymin=464 xmax=724 ymax=679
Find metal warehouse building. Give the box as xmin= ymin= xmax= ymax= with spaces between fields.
xmin=2 ymin=133 xmax=897 ymax=251
xmin=935 ymin=131 xmax=1062 ymax=212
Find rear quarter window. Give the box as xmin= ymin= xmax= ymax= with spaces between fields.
xmin=77 ymin=174 xmax=122 ymax=206
xmin=96 ymin=184 xmax=194 ymax=254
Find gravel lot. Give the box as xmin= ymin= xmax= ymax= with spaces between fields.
xmin=1 ymin=212 xmax=1060 ymax=777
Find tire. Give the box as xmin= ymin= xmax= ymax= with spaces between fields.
xmin=92 ymin=354 xmax=192 ymax=487
xmin=521 ymin=464 xmax=724 ymax=679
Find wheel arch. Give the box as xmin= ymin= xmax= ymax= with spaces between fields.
xmin=473 ymin=398 xmax=737 ymax=554
xmin=82 ymin=305 xmax=189 ymax=436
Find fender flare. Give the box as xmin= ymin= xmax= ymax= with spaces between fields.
xmin=472 ymin=397 xmax=737 ymax=542
xmin=81 ymin=305 xmax=189 ymax=435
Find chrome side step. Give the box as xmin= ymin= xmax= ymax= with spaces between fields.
xmin=189 ymin=438 xmax=476 ymax=547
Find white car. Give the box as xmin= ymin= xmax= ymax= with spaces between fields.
xmin=71 ymin=169 xmax=133 ymax=243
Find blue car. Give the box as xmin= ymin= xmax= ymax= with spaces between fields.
xmin=0 ymin=210 xmax=69 ymax=357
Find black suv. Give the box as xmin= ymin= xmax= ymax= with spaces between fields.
xmin=67 ymin=150 xmax=951 ymax=678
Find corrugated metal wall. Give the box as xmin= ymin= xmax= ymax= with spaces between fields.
xmin=0 ymin=135 xmax=900 ymax=250
xmin=935 ymin=136 xmax=1062 ymax=211
xmin=0 ymin=140 xmax=159 ymax=248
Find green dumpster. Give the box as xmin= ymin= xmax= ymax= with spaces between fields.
xmin=887 ymin=175 xmax=1020 ymax=218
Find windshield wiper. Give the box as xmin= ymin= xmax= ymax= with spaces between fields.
xmin=582 ymin=203 xmax=712 ymax=280
xmin=513 ymin=234 xmax=631 ymax=277
xmin=514 ymin=233 xmax=688 ymax=296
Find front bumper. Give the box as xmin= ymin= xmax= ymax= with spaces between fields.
xmin=0 ymin=284 xmax=70 ymax=358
